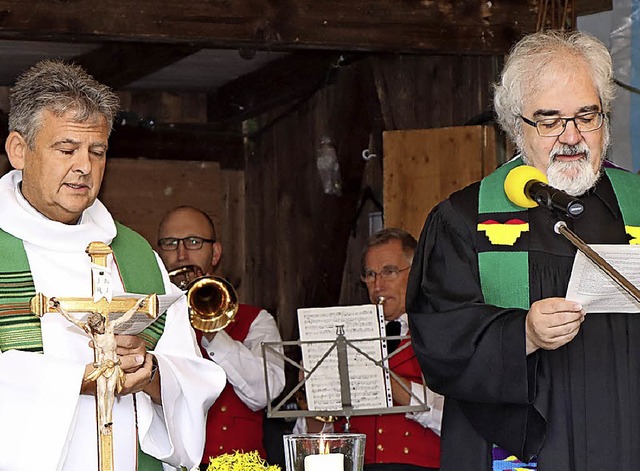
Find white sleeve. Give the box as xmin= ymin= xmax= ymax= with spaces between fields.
xmin=405 ymin=381 xmax=444 ymax=436
xmin=136 ymin=255 xmax=227 ymax=468
xmin=201 ymin=309 xmax=285 ymax=411
xmin=0 ymin=349 xmax=86 ymax=471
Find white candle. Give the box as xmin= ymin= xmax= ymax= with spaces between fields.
xmin=304 ymin=452 xmax=344 ymax=471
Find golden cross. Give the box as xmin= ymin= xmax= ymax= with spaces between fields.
xmin=30 ymin=241 xmax=159 ymax=471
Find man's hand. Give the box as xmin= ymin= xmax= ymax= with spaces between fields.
xmin=525 ymin=297 xmax=585 ymax=354
xmin=81 ymin=335 xmax=162 ymax=404
xmin=390 ymin=375 xmax=413 ymax=406
xmin=116 ymin=335 xmax=162 ymax=404
xmin=115 ymin=334 xmax=147 ymax=373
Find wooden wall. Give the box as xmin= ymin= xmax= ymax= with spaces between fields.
xmin=383 ymin=126 xmax=497 ymax=239
xmin=244 ymin=54 xmax=501 ymax=346
xmin=243 ymin=61 xmax=374 ymax=344
xmin=371 ymin=54 xmax=500 ymax=130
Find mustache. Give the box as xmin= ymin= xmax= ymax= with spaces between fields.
xmin=550 ymin=143 xmax=590 ymax=161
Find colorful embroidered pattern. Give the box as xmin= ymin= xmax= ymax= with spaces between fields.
xmin=493 ymin=446 xmax=537 ymax=470
xmin=626 ymin=225 xmax=640 ymax=244
xmin=478 ymin=219 xmax=529 ymax=246
xmin=0 ymin=270 xmax=42 ymax=352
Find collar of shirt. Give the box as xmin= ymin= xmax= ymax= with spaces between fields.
xmin=387 ymin=313 xmax=409 ymax=336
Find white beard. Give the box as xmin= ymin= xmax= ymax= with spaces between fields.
xmin=547 ymin=157 xmax=600 ymax=196
xmin=522 ymin=142 xmax=600 ymax=196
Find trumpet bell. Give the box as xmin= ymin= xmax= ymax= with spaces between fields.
xmin=187 ymin=276 xmax=238 ymax=332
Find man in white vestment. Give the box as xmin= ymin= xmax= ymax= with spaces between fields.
xmin=0 ymin=60 xmax=226 ymax=470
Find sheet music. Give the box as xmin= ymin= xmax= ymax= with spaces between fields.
xmin=297 ymin=304 xmax=392 ymax=411
xmin=566 ymin=244 xmax=640 ymax=313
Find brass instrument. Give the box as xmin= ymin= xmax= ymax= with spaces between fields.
xmin=168 ymin=265 xmax=238 ymax=332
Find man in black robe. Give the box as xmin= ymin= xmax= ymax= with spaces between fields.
xmin=407 ymin=30 xmax=640 ymax=471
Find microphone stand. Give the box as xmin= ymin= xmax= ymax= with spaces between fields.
xmin=554 ymin=221 xmax=640 ymax=304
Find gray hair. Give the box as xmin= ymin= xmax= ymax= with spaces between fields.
xmin=8 ymin=59 xmax=120 ymax=148
xmin=493 ymin=30 xmax=615 ymax=147
xmin=361 ymin=228 xmax=417 ymax=272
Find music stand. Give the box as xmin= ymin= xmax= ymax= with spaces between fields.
xmin=261 ymin=328 xmax=430 ymax=429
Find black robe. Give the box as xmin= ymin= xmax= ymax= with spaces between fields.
xmin=406 ymin=172 xmax=640 ymax=471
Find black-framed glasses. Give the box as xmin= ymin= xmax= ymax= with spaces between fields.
xmin=520 ymin=111 xmax=604 ymax=137
xmin=360 ymin=266 xmax=411 ymax=284
xmin=157 ymin=236 xmax=215 ymax=251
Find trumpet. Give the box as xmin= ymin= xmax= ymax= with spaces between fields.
xmin=168 ymin=265 xmax=238 ymax=332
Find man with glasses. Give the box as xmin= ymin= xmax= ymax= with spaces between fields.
xmin=157 ymin=206 xmax=285 ymax=470
xmin=407 ymin=30 xmax=640 ymax=471
xmin=298 ymin=228 xmax=443 ymax=471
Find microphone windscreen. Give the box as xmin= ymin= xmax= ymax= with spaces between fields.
xmin=504 ymin=165 xmax=548 ymax=208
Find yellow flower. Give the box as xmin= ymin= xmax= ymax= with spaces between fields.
xmin=206 ymin=450 xmax=281 ymax=471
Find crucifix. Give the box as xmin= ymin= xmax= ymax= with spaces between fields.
xmin=30 ymin=241 xmax=159 ymax=471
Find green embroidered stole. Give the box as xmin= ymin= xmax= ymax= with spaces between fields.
xmin=0 ymin=221 xmax=166 ymax=470
xmin=477 ymin=158 xmax=640 ymax=308
xmin=478 ymin=158 xmax=532 ymax=309
xmin=0 ymin=233 xmax=40 ymax=351
xmin=111 ymin=223 xmax=167 ymax=351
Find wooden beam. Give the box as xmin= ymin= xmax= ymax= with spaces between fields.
xmin=576 ymin=0 xmax=612 ymax=16
xmin=73 ymin=42 xmax=201 ymax=90
xmin=207 ymin=51 xmax=360 ymax=124
xmin=107 ymin=123 xmax=244 ymax=169
xmin=0 ymin=0 xmax=537 ymax=54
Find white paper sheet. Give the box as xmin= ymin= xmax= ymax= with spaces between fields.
xmin=297 ymin=304 xmax=392 ymax=412
xmin=566 ymin=244 xmax=640 ymax=313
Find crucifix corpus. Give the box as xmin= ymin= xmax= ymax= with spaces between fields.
xmin=30 ymin=241 xmax=159 ymax=471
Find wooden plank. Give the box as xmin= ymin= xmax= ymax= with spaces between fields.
xmin=482 ymin=126 xmax=498 ymax=177
xmin=74 ymin=43 xmax=201 ymax=90
xmin=0 ymin=155 xmax=10 ymax=176
xmin=383 ymin=126 xmax=497 ymax=239
xmin=0 ymin=89 xmax=241 ymax=165
xmin=576 ymin=0 xmax=612 ymax=16
xmin=371 ymin=54 xmax=499 ymax=130
xmin=207 ymin=51 xmax=353 ymax=124
xmin=107 ymin=123 xmax=244 ymax=168
xmin=0 ymin=0 xmax=536 ymax=54
xmin=243 ymin=62 xmax=370 ymax=340
xmin=217 ymin=168 xmax=247 ymax=300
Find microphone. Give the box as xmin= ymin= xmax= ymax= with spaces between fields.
xmin=504 ymin=165 xmax=584 ymax=217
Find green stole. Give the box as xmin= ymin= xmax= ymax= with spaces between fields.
xmin=0 ymin=221 xmax=166 ymax=470
xmin=477 ymin=158 xmax=640 ymax=309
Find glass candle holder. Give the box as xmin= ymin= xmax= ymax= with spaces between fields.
xmin=283 ymin=433 xmax=366 ymax=471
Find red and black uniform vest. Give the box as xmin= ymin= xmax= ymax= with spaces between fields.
xmin=197 ymin=303 xmax=266 ymax=463
xmin=344 ymin=338 xmax=441 ymax=469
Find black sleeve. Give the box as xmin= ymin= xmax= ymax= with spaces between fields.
xmin=406 ymin=187 xmax=534 ymax=405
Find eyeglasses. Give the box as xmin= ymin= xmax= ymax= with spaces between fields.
xmin=360 ymin=266 xmax=411 ymax=284
xmin=520 ymin=111 xmax=604 ymax=137
xmin=157 ymin=236 xmax=215 ymax=251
